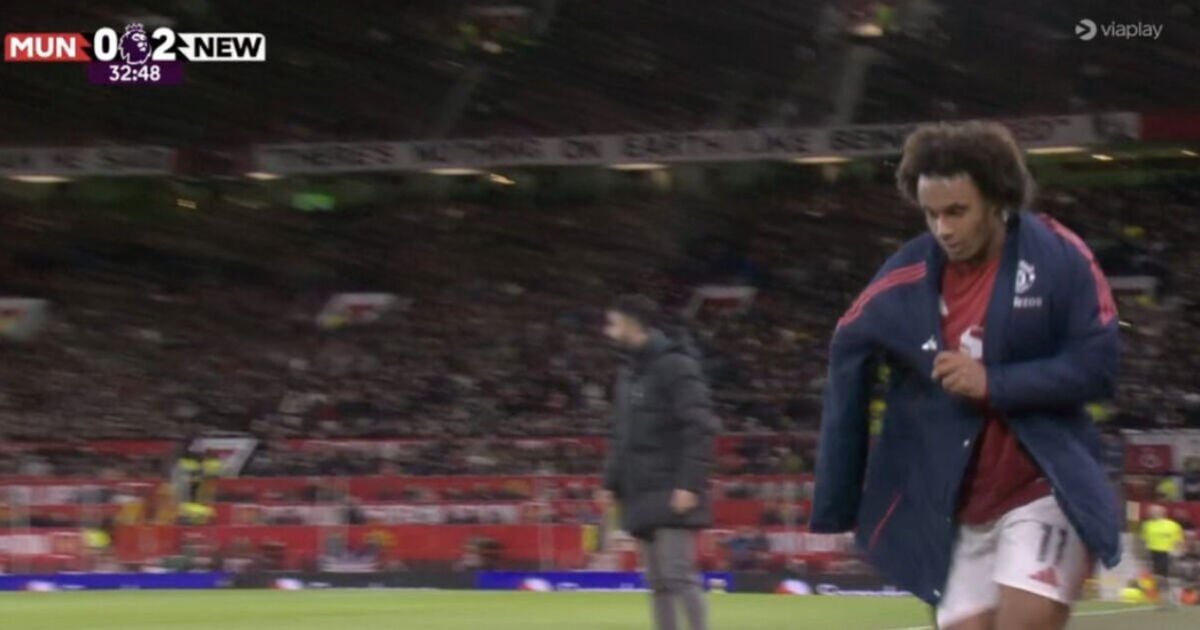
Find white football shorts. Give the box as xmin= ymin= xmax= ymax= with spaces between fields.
xmin=936 ymin=495 xmax=1092 ymax=628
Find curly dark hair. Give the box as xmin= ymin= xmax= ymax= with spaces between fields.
xmin=895 ymin=121 xmax=1035 ymax=212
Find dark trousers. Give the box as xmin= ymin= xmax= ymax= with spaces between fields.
xmin=642 ymin=528 xmax=707 ymax=630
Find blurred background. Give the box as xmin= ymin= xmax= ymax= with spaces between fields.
xmin=0 ymin=0 xmax=1198 ymax=599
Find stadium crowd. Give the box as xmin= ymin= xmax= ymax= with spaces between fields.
xmin=1 ymin=173 xmax=1198 ymax=594
xmin=2 ymin=178 xmax=1199 ymax=480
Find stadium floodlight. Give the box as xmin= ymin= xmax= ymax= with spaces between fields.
xmin=8 ymin=175 xmax=72 ymax=183
xmin=1090 ymin=153 xmax=1115 ymax=161
xmin=792 ymin=156 xmax=850 ymax=164
xmin=427 ymin=167 xmax=485 ymax=176
xmin=245 ymin=171 xmax=282 ymax=181
xmin=850 ymin=23 xmax=884 ymax=38
xmin=488 ymin=173 xmax=515 ymax=185
xmin=1026 ymin=146 xmax=1086 ymax=155
xmin=609 ymin=162 xmax=666 ymax=171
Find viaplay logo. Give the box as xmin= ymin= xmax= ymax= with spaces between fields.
xmin=1075 ymin=18 xmax=1163 ymax=41
xmin=1075 ymin=19 xmax=1098 ymax=41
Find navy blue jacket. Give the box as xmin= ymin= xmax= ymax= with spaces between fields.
xmin=809 ymin=211 xmax=1122 ymax=605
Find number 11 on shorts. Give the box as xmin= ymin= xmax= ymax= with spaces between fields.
xmin=1037 ymin=523 xmax=1068 ymax=565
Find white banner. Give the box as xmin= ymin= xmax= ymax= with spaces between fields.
xmin=363 ymin=503 xmax=520 ymax=525
xmin=255 ymin=503 xmax=521 ymax=525
xmin=0 ymin=534 xmax=51 ymax=555
xmin=188 ymin=437 xmax=259 ymax=477
xmin=252 ymin=112 xmax=1141 ymax=174
xmin=0 ymin=484 xmax=103 ymax=506
xmin=319 ymin=556 xmax=379 ymax=573
xmin=765 ymin=531 xmax=855 ymax=555
xmin=0 ymin=147 xmax=175 ymax=176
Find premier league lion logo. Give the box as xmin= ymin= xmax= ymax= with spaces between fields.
xmin=119 ymin=23 xmax=151 ymax=65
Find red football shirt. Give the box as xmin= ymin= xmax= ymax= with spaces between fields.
xmin=941 ymin=257 xmax=1051 ymax=525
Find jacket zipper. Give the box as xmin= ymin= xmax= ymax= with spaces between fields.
xmin=869 ymin=492 xmax=903 ymax=551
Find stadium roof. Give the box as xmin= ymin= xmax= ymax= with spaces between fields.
xmin=0 ymin=1 xmax=1197 ymax=144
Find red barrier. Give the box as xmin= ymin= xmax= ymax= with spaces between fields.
xmin=286 ymin=437 xmax=608 ymax=452
xmin=111 ymin=524 xmax=586 ymax=570
xmin=0 ymin=479 xmax=159 ymax=506
xmin=0 ymin=435 xmax=822 ymax=473
xmin=210 ymin=474 xmax=812 ymax=502
xmin=207 ymin=498 xmax=809 ymax=527
xmin=1125 ymin=444 xmax=1174 ymax=474
xmin=282 ymin=435 xmax=817 ymax=457
xmin=1136 ymin=501 xmax=1200 ymax=526
xmin=0 ymin=529 xmax=88 ymax=573
xmin=0 ymin=474 xmax=811 ymax=490
xmin=1141 ymin=111 xmax=1200 ymax=141
xmin=213 ymin=476 xmax=580 ymax=502
xmin=0 ymin=475 xmax=814 ymax=529
xmin=2 ymin=504 xmax=123 ymax=523
xmin=11 ymin=524 xmax=851 ymax=573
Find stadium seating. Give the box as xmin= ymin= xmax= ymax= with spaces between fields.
xmin=2 ymin=180 xmax=1198 ymax=452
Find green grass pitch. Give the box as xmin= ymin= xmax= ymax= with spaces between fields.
xmin=0 ymin=590 xmax=1197 ymax=629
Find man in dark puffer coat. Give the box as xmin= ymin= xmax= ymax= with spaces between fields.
xmin=599 ymin=295 xmax=718 ymax=630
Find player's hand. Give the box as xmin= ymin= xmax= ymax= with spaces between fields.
xmin=670 ymin=489 xmax=699 ymax=515
xmin=932 ymin=350 xmax=988 ymax=400
xmin=595 ymin=488 xmax=615 ymax=508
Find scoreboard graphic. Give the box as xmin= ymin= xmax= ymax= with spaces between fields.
xmin=4 ymin=23 xmax=266 ymax=85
